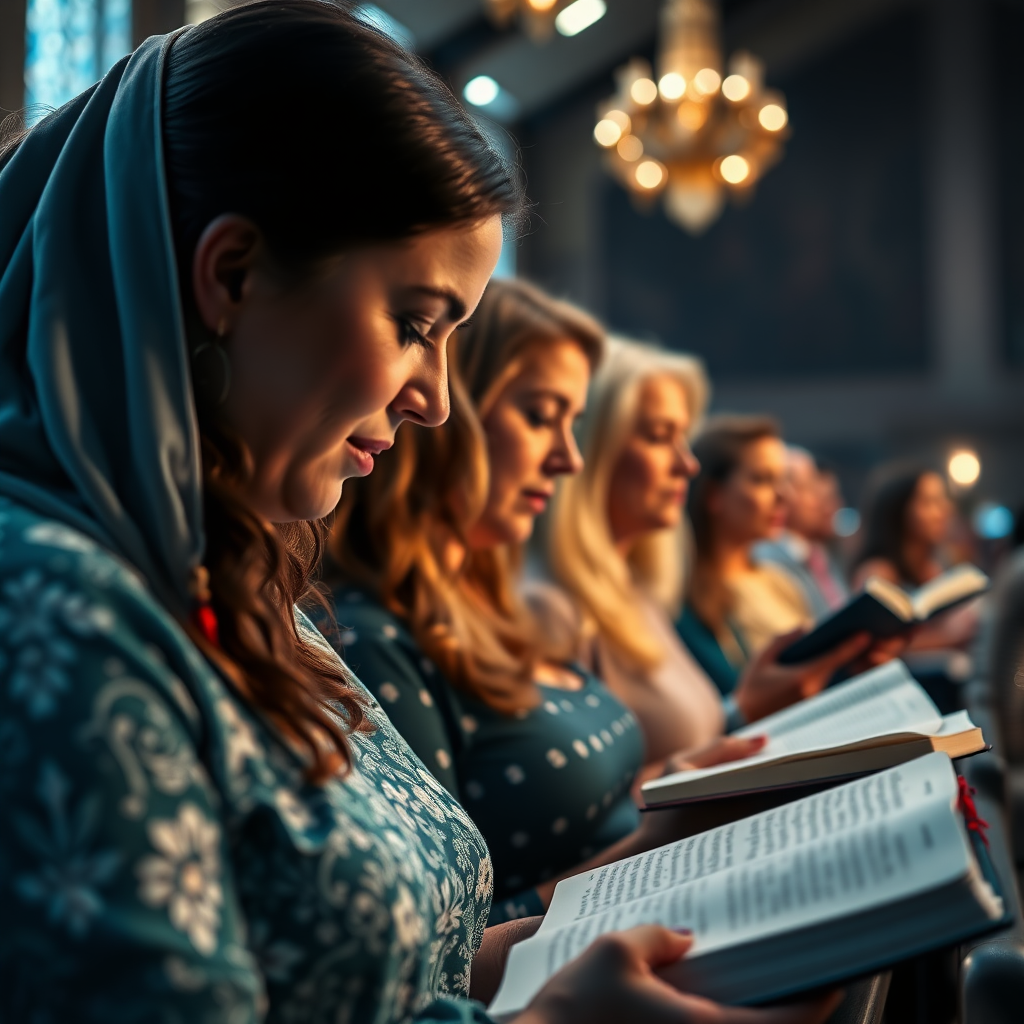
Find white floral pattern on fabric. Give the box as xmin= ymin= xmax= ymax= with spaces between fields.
xmin=1 ymin=505 xmax=493 ymax=1024
xmin=137 ymin=802 xmax=224 ymax=955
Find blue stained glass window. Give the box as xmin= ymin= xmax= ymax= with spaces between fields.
xmin=24 ymin=0 xmax=132 ymax=123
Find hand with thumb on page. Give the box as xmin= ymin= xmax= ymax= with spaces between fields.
xmin=662 ymin=734 xmax=768 ymax=775
xmin=733 ymin=630 xmax=872 ymax=723
xmin=514 ymin=925 xmax=843 ymax=1024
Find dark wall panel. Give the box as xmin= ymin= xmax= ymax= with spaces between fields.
xmin=995 ymin=1 xmax=1024 ymax=367
xmin=604 ymin=9 xmax=927 ymax=381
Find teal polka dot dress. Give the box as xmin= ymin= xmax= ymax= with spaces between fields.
xmin=325 ymin=588 xmax=645 ymax=924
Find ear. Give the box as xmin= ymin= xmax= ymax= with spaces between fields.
xmin=191 ymin=215 xmax=264 ymax=334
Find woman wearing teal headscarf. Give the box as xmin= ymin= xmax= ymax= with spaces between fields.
xmin=0 ymin=3 xmax=840 ymax=1023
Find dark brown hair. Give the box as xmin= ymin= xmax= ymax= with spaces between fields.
xmin=685 ymin=414 xmax=781 ymax=631
xmin=854 ymin=463 xmax=936 ymax=587
xmin=329 ymin=278 xmax=603 ymax=712
xmin=162 ymin=1 xmax=523 ymax=780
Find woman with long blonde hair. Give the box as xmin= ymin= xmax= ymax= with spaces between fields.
xmin=547 ymin=338 xmax=872 ymax=778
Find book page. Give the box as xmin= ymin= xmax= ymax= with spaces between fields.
xmin=491 ymin=754 xmax=968 ymax=1018
xmin=551 ymin=752 xmax=954 ymax=928
xmin=644 ymin=662 xmax=942 ymax=798
xmin=912 ymin=564 xmax=988 ymax=620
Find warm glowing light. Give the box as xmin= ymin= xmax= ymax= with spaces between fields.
xmin=676 ymin=102 xmax=707 ymax=131
xmin=464 ymin=75 xmax=499 ymax=106
xmin=658 ymin=72 xmax=686 ymax=100
xmin=635 ymin=160 xmax=665 ymax=189
xmin=594 ymin=118 xmax=623 ymax=146
xmin=693 ymin=68 xmax=721 ymax=95
xmin=948 ymin=449 xmax=981 ymax=487
xmin=605 ymin=109 xmax=631 ymax=132
xmin=617 ymin=134 xmax=644 ymax=161
xmin=721 ymin=74 xmax=750 ymax=101
xmin=527 ymin=0 xmax=556 ymax=9
xmin=719 ymin=154 xmax=750 ymax=184
xmin=555 ymin=0 xmax=606 ymax=35
xmin=758 ymin=103 xmax=788 ymax=131
xmin=630 ymin=77 xmax=658 ymax=105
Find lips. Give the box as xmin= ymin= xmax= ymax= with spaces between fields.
xmin=521 ymin=489 xmax=553 ymax=514
xmin=346 ymin=436 xmax=392 ymax=476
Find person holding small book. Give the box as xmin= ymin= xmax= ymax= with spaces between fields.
xmin=323 ymin=281 xmax=768 ymax=927
xmin=676 ymin=417 xmax=816 ymax=694
xmin=852 ymin=464 xmax=980 ymax=651
xmin=543 ymin=338 xmax=869 ymax=783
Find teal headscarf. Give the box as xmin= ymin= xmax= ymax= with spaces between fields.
xmin=0 ymin=31 xmax=202 ymax=618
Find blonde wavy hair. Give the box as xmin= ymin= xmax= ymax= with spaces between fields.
xmin=328 ymin=278 xmax=604 ymax=713
xmin=548 ymin=337 xmax=709 ymax=671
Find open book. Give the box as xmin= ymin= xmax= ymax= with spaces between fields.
xmin=490 ymin=753 xmax=1007 ymax=1016
xmin=641 ymin=660 xmax=984 ymax=807
xmin=777 ymin=563 xmax=988 ymax=665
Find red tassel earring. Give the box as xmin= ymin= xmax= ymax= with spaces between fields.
xmin=188 ymin=565 xmax=220 ymax=647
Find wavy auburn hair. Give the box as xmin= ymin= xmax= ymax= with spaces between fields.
xmin=329 ymin=278 xmax=603 ymax=712
xmin=162 ymin=1 xmax=522 ymax=780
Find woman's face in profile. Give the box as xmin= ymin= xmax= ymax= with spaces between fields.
xmin=606 ymin=374 xmax=699 ymax=545
xmin=192 ymin=214 xmax=504 ymax=523
xmin=468 ymin=337 xmax=591 ymax=549
xmin=905 ymin=471 xmax=952 ymax=547
xmin=711 ymin=435 xmax=788 ymax=545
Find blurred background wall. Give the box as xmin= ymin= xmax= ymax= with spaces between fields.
xmin=3 ymin=0 xmax=1023 ymax=535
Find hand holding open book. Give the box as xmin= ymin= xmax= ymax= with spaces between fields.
xmin=777 ymin=564 xmax=989 ymax=666
xmin=490 ymin=753 xmax=1007 ymax=1017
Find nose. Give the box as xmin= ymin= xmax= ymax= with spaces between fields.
xmin=391 ymin=348 xmax=450 ymax=428
xmin=545 ymin=422 xmax=584 ymax=478
xmin=674 ymin=439 xmax=700 ymax=480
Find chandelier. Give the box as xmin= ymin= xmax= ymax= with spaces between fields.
xmin=594 ymin=0 xmax=789 ymax=234
xmin=485 ymin=0 xmax=606 ymax=43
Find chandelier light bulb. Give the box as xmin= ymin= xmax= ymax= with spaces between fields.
xmin=693 ymin=68 xmax=721 ymax=96
xmin=635 ymin=160 xmax=665 ymax=189
xmin=948 ymin=449 xmax=981 ymax=487
xmin=721 ymin=73 xmax=750 ymax=102
xmin=630 ymin=77 xmax=658 ymax=105
xmin=617 ymin=134 xmax=644 ymax=161
xmin=719 ymin=154 xmax=750 ymax=184
xmin=594 ymin=118 xmax=623 ymax=146
xmin=527 ymin=0 xmax=556 ymax=10
xmin=555 ymin=0 xmax=606 ymax=36
xmin=758 ymin=103 xmax=788 ymax=131
xmin=658 ymin=72 xmax=686 ymax=100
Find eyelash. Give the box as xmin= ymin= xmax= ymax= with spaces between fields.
xmin=397 ymin=317 xmax=433 ymax=350
xmin=527 ymin=410 xmax=558 ymax=428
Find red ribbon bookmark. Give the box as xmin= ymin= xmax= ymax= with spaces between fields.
xmin=957 ymin=776 xmax=990 ymax=848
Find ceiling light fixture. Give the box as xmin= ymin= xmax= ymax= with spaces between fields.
xmin=594 ymin=0 xmax=789 ymax=234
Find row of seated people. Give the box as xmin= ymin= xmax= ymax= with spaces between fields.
xmin=0 ymin=4 xmax=983 ymax=1022
xmin=313 ymin=277 xmax=902 ymax=929
xmin=679 ymin=433 xmax=980 ymax=695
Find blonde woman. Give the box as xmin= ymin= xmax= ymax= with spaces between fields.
xmin=547 ymin=338 xmax=871 ymax=778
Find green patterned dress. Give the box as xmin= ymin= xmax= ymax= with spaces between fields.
xmin=0 ymin=498 xmax=494 ymax=1024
